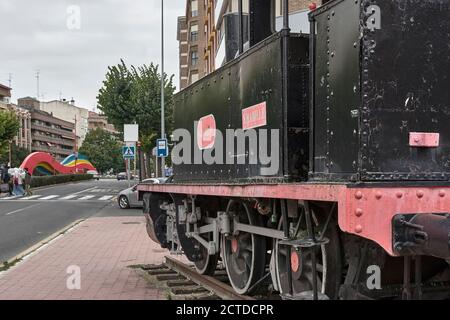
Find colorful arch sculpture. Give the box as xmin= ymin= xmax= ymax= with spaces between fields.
xmin=20 ymin=152 xmax=97 ymax=175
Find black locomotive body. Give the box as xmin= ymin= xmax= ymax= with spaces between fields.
xmin=173 ymin=0 xmax=450 ymax=184
xmin=139 ymin=0 xmax=450 ymax=300
xmin=173 ymin=33 xmax=310 ymax=182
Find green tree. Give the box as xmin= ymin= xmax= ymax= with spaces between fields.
xmin=0 ymin=144 xmax=29 ymax=167
xmin=0 ymin=110 xmax=20 ymax=157
xmin=79 ymin=128 xmax=125 ymax=174
xmin=97 ymin=59 xmax=175 ymax=148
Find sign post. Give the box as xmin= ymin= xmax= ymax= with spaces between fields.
xmin=124 ymin=124 xmax=139 ymax=187
xmin=156 ymin=139 xmax=168 ymax=177
xmin=152 ymin=147 xmax=158 ymax=178
xmin=160 ymin=0 xmax=166 ymax=178
xmin=137 ymin=141 xmax=143 ymax=182
xmin=122 ymin=145 xmax=136 ymax=188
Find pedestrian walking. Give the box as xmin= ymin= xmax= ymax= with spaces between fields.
xmin=12 ymin=171 xmax=19 ymax=196
xmin=5 ymin=168 xmax=13 ymax=196
xmin=24 ymin=168 xmax=32 ymax=196
xmin=11 ymin=168 xmax=25 ymax=196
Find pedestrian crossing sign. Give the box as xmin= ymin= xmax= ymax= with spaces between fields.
xmin=123 ymin=146 xmax=136 ymax=159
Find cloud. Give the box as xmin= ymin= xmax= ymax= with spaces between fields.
xmin=0 ymin=0 xmax=185 ymax=109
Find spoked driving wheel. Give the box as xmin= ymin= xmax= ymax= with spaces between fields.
xmin=275 ymin=203 xmax=341 ymax=299
xmin=194 ymin=204 xmax=219 ymax=275
xmin=221 ymin=200 xmax=266 ymax=295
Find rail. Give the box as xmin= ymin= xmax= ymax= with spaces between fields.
xmin=164 ymin=256 xmax=255 ymax=300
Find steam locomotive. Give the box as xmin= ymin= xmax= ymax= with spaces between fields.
xmin=138 ymin=0 xmax=450 ymax=299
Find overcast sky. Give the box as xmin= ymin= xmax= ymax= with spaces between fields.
xmin=0 ymin=0 xmax=184 ymax=111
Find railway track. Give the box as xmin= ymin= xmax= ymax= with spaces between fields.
xmin=137 ymin=256 xmax=256 ymax=300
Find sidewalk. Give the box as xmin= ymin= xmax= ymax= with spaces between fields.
xmin=0 ymin=192 xmax=10 ymax=199
xmin=0 ymin=216 xmax=182 ymax=300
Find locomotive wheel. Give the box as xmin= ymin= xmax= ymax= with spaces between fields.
xmin=274 ymin=204 xmax=341 ymax=299
xmin=221 ymin=200 xmax=266 ymax=295
xmin=194 ymin=249 xmax=219 ymax=275
xmin=194 ymin=206 xmax=219 ymax=276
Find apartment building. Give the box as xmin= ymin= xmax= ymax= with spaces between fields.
xmin=88 ymin=111 xmax=119 ymax=135
xmin=177 ymin=16 xmax=189 ymax=90
xmin=18 ymin=97 xmax=76 ymax=161
xmin=0 ymin=83 xmax=11 ymax=104
xmin=204 ymin=0 xmax=216 ymax=75
xmin=39 ymin=99 xmax=89 ymax=149
xmin=0 ymin=84 xmax=32 ymax=151
xmin=177 ymin=0 xmax=322 ymax=87
xmin=177 ymin=0 xmax=209 ymax=90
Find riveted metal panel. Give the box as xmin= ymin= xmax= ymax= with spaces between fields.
xmin=311 ymin=0 xmax=450 ymax=182
xmin=310 ymin=0 xmax=361 ymax=181
xmin=172 ymin=33 xmax=309 ymax=183
xmin=327 ymin=0 xmax=360 ymax=179
xmin=311 ymin=8 xmax=330 ymax=175
xmin=360 ymin=0 xmax=450 ymax=181
xmin=173 ymin=69 xmax=230 ymax=181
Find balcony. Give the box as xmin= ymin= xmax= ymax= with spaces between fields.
xmin=31 ymin=123 xmax=75 ymax=139
xmin=32 ymin=145 xmax=74 ymax=157
xmin=31 ymin=133 xmax=75 ymax=148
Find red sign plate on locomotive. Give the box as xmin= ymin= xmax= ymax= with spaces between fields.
xmin=242 ymin=102 xmax=267 ymax=130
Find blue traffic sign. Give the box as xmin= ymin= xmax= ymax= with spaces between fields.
xmin=157 ymin=139 xmax=168 ymax=158
xmin=123 ymin=146 xmax=136 ymax=159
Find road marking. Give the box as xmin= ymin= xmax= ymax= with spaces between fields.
xmin=60 ymin=195 xmax=77 ymax=200
xmin=39 ymin=195 xmax=59 ymax=200
xmin=99 ymin=195 xmax=114 ymax=201
xmin=21 ymin=195 xmax=41 ymax=200
xmin=1 ymin=196 xmax=19 ymax=200
xmin=72 ymin=186 xmax=98 ymax=195
xmin=1 ymin=194 xmax=118 ymax=202
xmin=79 ymin=195 xmax=95 ymax=200
xmin=92 ymin=189 xmax=108 ymax=193
xmin=5 ymin=203 xmax=41 ymax=216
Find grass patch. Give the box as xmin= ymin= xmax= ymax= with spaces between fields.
xmin=0 ymin=259 xmax=21 ymax=272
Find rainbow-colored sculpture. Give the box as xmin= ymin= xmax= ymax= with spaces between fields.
xmin=20 ymin=152 xmax=97 ymax=175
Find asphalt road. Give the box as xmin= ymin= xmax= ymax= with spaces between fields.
xmin=0 ymin=179 xmax=143 ymax=263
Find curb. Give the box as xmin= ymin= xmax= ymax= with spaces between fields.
xmin=2 ymin=219 xmax=86 ymax=271
xmin=0 ymin=180 xmax=94 ymax=198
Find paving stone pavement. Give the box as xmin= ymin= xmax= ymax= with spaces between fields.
xmin=0 ymin=216 xmax=184 ymax=300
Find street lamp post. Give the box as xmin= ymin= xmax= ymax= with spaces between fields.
xmin=160 ymin=0 xmax=166 ymax=178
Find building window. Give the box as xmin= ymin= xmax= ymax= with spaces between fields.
xmin=191 ymin=73 xmax=199 ymax=83
xmin=191 ymin=50 xmax=199 ymax=66
xmin=191 ymin=0 xmax=198 ymax=17
xmin=190 ymin=24 xmax=198 ymax=42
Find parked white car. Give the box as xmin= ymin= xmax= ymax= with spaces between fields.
xmin=118 ymin=178 xmax=167 ymax=209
